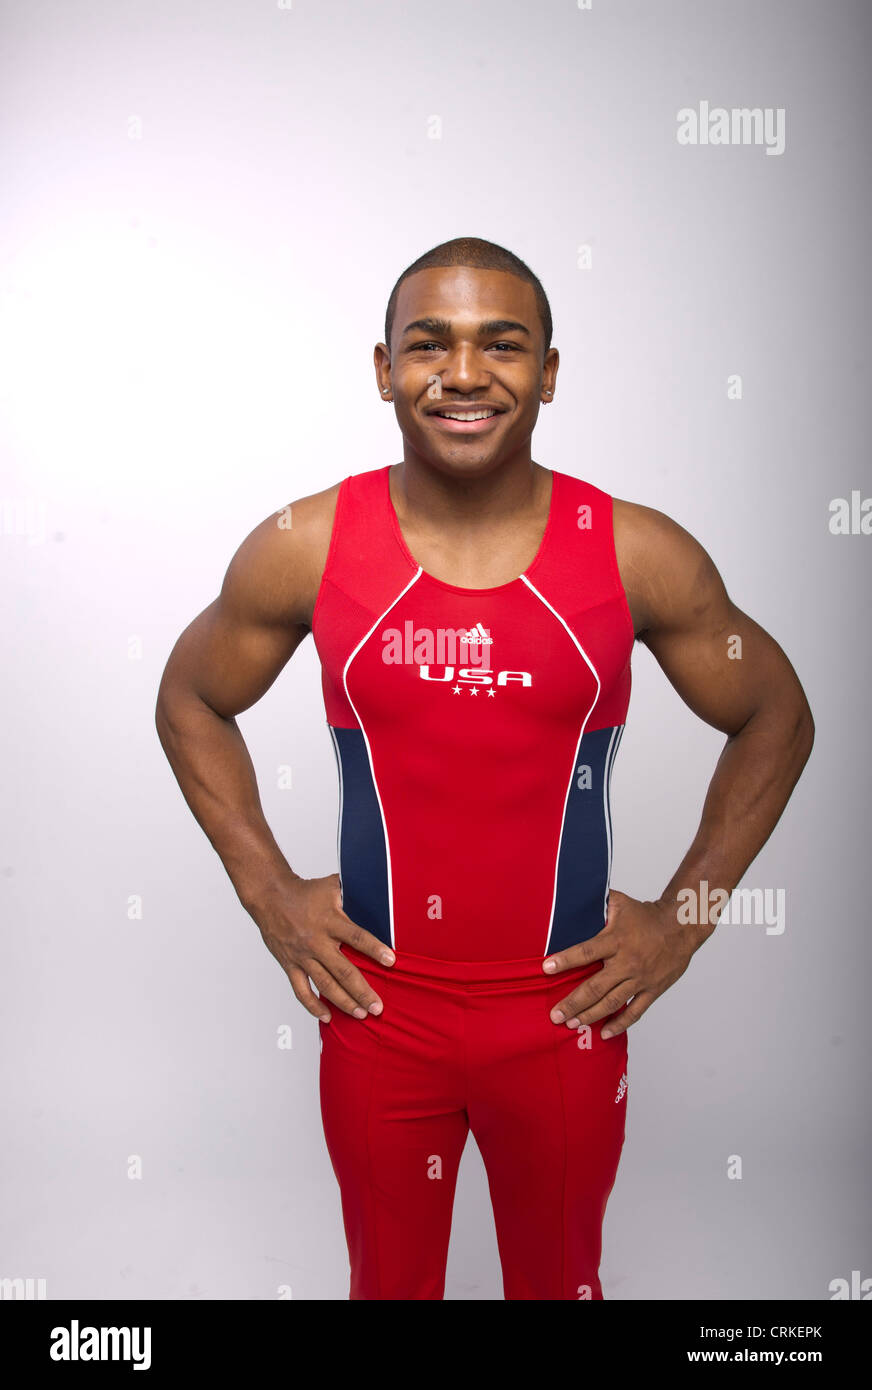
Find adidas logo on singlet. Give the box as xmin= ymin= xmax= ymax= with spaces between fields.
xmin=461 ymin=622 xmax=493 ymax=645
xmin=615 ymin=1073 xmax=628 ymax=1103
xmin=414 ymin=624 xmax=533 ymax=685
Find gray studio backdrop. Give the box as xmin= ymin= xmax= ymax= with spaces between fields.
xmin=2 ymin=0 xmax=869 ymax=1300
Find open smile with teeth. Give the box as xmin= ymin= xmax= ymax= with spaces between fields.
xmin=431 ymin=409 xmax=499 ymax=421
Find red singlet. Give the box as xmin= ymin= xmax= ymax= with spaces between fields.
xmin=311 ymin=464 xmax=634 ymax=1299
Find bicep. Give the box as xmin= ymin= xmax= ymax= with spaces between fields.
xmin=160 ymin=515 xmax=312 ymax=720
xmin=636 ymin=514 xmax=804 ymax=737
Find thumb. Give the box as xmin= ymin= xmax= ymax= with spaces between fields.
xmin=605 ymin=885 xmax=630 ymax=928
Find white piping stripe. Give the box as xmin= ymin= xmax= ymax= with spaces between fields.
xmin=602 ymin=723 xmax=625 ymax=922
xmin=601 ymin=725 xmax=620 ymax=898
xmin=327 ymin=723 xmax=345 ymax=896
xmin=519 ymin=573 xmax=602 ymax=957
xmin=341 ymin=566 xmax=424 ymax=949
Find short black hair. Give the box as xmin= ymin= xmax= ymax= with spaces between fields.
xmin=384 ymin=236 xmax=552 ymax=357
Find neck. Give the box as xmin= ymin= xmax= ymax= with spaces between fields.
xmin=394 ymin=449 xmax=547 ymax=528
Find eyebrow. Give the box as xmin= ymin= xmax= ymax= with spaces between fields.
xmin=400 ymin=317 xmax=531 ymax=339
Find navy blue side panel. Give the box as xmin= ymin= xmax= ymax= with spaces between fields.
xmin=328 ymin=724 xmax=391 ymax=949
xmin=548 ymin=724 xmax=624 ymax=954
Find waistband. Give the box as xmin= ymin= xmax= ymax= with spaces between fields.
xmin=340 ymin=941 xmax=604 ymax=988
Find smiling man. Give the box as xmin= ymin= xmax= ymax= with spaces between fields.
xmin=155 ymin=236 xmax=814 ymax=1301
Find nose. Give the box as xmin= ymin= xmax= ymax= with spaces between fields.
xmin=436 ymin=343 xmax=492 ymax=393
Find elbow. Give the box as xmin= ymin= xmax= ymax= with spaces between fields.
xmin=154 ymin=690 xmax=173 ymax=750
xmin=792 ymin=699 xmax=815 ymax=766
xmin=154 ymin=665 xmax=185 ymax=747
xmin=154 ymin=670 xmax=172 ymax=740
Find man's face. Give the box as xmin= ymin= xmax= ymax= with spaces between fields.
xmin=375 ymin=265 xmax=558 ymax=475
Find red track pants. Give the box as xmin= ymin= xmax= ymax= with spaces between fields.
xmin=319 ymin=944 xmax=628 ymax=1300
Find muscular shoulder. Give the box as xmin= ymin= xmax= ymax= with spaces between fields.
xmin=611 ymin=496 xmax=728 ymax=641
xmin=221 ymin=478 xmax=343 ymax=632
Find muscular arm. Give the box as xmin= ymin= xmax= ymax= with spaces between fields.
xmin=155 ymin=483 xmax=394 ymax=1022
xmin=545 ymin=500 xmax=815 ymax=1034
xmin=154 ymin=490 xmax=331 ymax=907
xmin=616 ymin=499 xmax=815 ymax=924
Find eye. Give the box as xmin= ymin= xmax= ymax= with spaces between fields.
xmin=406 ymin=340 xmax=522 ymax=353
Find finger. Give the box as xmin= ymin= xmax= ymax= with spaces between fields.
xmin=288 ymin=966 xmax=333 ymax=1023
xmin=333 ymin=916 xmax=396 ymax=968
xmin=551 ymin=974 xmax=635 ymax=1026
xmin=601 ymin=991 xmax=656 ymax=1039
xmin=325 ymin=875 xmax=395 ymax=966
xmin=304 ymin=953 xmax=383 ymax=1020
xmin=569 ymin=982 xmax=637 ymax=1027
xmin=542 ymin=927 xmax=620 ymax=974
xmin=323 ymin=947 xmax=387 ymax=1015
